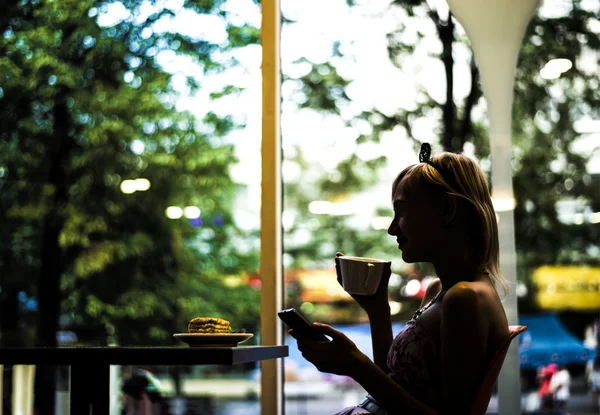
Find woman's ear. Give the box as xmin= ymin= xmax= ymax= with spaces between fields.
xmin=442 ymin=194 xmax=457 ymax=226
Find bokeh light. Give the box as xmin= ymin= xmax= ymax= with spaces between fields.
xmin=165 ymin=206 xmax=183 ymax=219
xmin=183 ymin=206 xmax=201 ymax=218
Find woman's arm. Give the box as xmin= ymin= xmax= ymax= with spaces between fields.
xmin=351 ymin=353 xmax=436 ymax=415
xmin=335 ymin=253 xmax=393 ymax=372
xmin=367 ymin=306 xmax=393 ymax=372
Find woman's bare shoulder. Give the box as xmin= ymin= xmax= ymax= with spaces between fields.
xmin=442 ymin=281 xmax=504 ymax=318
xmin=443 ymin=281 xmax=508 ymax=336
xmin=446 ymin=280 xmax=499 ymax=300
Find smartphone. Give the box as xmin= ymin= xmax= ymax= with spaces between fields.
xmin=278 ymin=308 xmax=329 ymax=342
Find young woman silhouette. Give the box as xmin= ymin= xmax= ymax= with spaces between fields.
xmin=289 ymin=144 xmax=510 ymax=414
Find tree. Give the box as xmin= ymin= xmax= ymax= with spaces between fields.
xmin=0 ymin=0 xmax=261 ymax=409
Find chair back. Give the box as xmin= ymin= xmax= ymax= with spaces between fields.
xmin=470 ymin=325 xmax=528 ymax=415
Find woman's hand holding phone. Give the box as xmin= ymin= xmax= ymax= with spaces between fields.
xmin=289 ymin=322 xmax=367 ymax=378
xmin=278 ymin=308 xmax=367 ymax=377
xmin=278 ymin=308 xmax=329 ymax=342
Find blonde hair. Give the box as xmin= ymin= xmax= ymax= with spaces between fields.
xmin=393 ymin=152 xmax=508 ymax=295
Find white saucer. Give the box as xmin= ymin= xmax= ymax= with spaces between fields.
xmin=173 ymin=333 xmax=254 ymax=347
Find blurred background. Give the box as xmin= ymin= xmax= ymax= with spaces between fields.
xmin=0 ymin=0 xmax=598 ymax=413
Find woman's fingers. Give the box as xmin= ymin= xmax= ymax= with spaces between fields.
xmin=335 ymin=259 xmax=342 ymax=285
xmin=313 ymin=322 xmax=342 ymax=340
xmin=334 ymin=252 xmax=344 ymax=285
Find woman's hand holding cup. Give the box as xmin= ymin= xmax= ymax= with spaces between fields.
xmin=335 ymin=252 xmax=392 ymax=315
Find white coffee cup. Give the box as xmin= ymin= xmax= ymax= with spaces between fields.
xmin=335 ymin=256 xmax=391 ymax=295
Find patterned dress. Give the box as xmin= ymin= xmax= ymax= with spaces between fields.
xmin=335 ymin=291 xmax=447 ymax=415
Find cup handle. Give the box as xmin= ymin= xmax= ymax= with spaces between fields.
xmin=365 ymin=263 xmax=375 ymax=288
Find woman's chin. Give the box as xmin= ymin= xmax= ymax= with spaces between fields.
xmin=401 ymin=247 xmax=426 ymax=263
xmin=401 ymin=250 xmax=415 ymax=263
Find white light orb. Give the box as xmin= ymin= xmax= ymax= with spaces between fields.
xmin=135 ymin=178 xmax=151 ymax=191
xmin=120 ymin=180 xmax=137 ymax=194
xmin=165 ymin=206 xmax=183 ymax=219
xmin=183 ymin=206 xmax=201 ymax=219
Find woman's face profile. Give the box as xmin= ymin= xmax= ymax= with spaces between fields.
xmin=388 ymin=176 xmax=445 ymax=263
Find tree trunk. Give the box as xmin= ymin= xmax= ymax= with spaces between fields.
xmin=458 ymin=57 xmax=480 ymax=150
xmin=439 ymin=10 xmax=456 ymax=152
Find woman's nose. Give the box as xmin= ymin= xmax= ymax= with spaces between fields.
xmin=387 ymin=220 xmax=397 ymax=236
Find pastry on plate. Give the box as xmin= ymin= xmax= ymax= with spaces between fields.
xmin=188 ymin=317 xmax=231 ymax=334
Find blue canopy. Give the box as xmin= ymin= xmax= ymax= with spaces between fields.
xmin=518 ymin=313 xmax=595 ymax=370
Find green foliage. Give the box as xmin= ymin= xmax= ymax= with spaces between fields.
xmin=511 ymin=7 xmax=600 ymax=294
xmin=292 ymin=59 xmax=352 ymax=114
xmin=0 ymin=0 xmax=261 ymax=346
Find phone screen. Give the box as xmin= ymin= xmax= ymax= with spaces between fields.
xmin=278 ymin=308 xmax=329 ymax=342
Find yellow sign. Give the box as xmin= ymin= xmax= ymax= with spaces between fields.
xmin=533 ymin=266 xmax=600 ymax=310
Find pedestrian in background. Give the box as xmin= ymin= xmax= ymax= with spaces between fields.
xmin=538 ymin=363 xmax=558 ymax=413
xmin=550 ymin=364 xmax=571 ymax=413
xmin=122 ymin=369 xmax=167 ymax=415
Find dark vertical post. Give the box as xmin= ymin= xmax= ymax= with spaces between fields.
xmin=35 ymin=99 xmax=72 ymax=414
xmin=90 ymin=363 xmax=110 ymax=415
xmin=70 ymin=364 xmax=90 ymax=415
xmin=69 ymin=362 xmax=110 ymax=415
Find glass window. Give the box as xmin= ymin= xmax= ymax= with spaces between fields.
xmin=0 ymin=0 xmax=262 ymax=413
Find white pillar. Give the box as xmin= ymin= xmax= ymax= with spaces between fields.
xmin=12 ymin=365 xmax=35 ymax=415
xmin=110 ymin=365 xmax=121 ymax=415
xmin=24 ymin=366 xmax=35 ymax=415
xmin=260 ymin=0 xmax=283 ymax=414
xmin=444 ymin=1 xmax=540 ymax=414
xmin=12 ymin=365 xmax=24 ymax=415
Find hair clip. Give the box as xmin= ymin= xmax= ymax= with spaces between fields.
xmin=419 ymin=142 xmax=432 ymax=163
xmin=419 ymin=142 xmax=442 ymax=175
